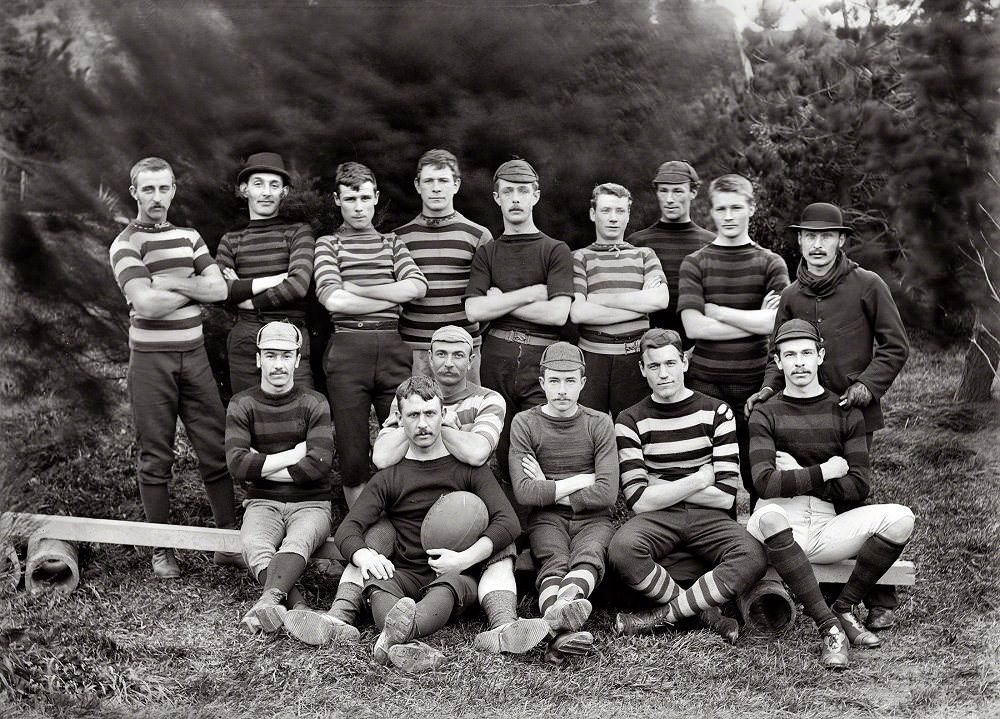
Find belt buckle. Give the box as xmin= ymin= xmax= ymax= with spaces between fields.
xmin=512 ymin=330 xmax=528 ymax=344
xmin=356 ymin=321 xmax=365 ymax=329
xmin=624 ymin=339 xmax=640 ymax=354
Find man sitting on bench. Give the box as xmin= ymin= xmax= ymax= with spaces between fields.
xmin=746 ymin=319 xmax=915 ymax=669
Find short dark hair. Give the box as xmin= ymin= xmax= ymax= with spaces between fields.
xmin=130 ymin=157 xmax=174 ymax=187
xmin=395 ymin=375 xmax=443 ymax=406
xmin=639 ymin=328 xmax=684 ymax=356
xmin=590 ymin=182 xmax=632 ymax=210
xmin=335 ymin=162 xmax=377 ymax=193
xmin=416 ymin=149 xmax=460 ymax=180
xmin=708 ymin=174 xmax=754 ymax=203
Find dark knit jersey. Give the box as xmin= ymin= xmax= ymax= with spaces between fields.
xmin=627 ymin=220 xmax=713 ymax=323
xmin=615 ymin=392 xmax=740 ymax=511
xmin=508 ymin=405 xmax=619 ymax=518
xmin=313 ymin=224 xmax=427 ymax=323
xmin=215 ymin=217 xmax=314 ymax=318
xmin=110 ymin=221 xmax=215 ymax=352
xmin=748 ymin=389 xmax=870 ymax=507
xmin=677 ymin=242 xmax=789 ymax=386
xmin=465 ymin=232 xmax=574 ymax=340
xmin=225 ymin=385 xmax=334 ymax=502
xmin=572 ymin=241 xmax=666 ymax=353
xmin=394 ymin=213 xmax=493 ymax=349
xmin=335 ymin=455 xmax=519 ymax=572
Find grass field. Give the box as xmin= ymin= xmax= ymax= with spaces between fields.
xmin=2 ymin=329 xmax=999 ymax=718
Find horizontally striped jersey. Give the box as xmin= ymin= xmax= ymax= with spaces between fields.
xmin=395 ymin=213 xmax=493 ymax=350
xmin=225 ymin=385 xmax=334 ymax=503
xmin=109 ymin=221 xmax=212 ymax=352
xmin=378 ymin=382 xmax=506 ymax=454
xmin=572 ymin=241 xmax=666 ymax=354
xmin=216 ymin=217 xmax=314 ymax=318
xmin=615 ymin=392 xmax=740 ymax=511
xmin=677 ymin=242 xmax=789 ymax=386
xmin=748 ymin=389 xmax=870 ymax=506
xmin=313 ymin=224 xmax=427 ymax=323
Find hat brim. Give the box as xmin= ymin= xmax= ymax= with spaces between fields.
xmin=238 ymin=165 xmax=291 ymax=187
xmin=540 ymin=361 xmax=585 ymax=371
xmin=258 ymin=341 xmax=299 ymax=351
xmin=774 ymin=331 xmax=821 ymax=345
xmin=788 ymin=222 xmax=852 ymax=233
xmin=652 ymin=173 xmax=696 ymax=185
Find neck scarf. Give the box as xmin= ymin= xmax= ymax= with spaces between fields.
xmin=797 ymin=251 xmax=857 ymax=297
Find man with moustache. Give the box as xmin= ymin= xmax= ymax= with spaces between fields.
xmin=225 ymin=322 xmax=335 ymax=634
xmin=395 ymin=149 xmax=493 ymax=384
xmin=109 ymin=156 xmax=238 ymax=579
xmin=745 ymin=202 xmax=910 ymax=630
xmin=571 ymin=182 xmax=669 ymax=416
xmin=216 ymin=152 xmax=316 ymax=394
xmin=626 ymin=161 xmax=714 ymax=346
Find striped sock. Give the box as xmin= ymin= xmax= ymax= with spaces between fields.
xmin=765 ymin=528 xmax=837 ymax=631
xmin=662 ymin=569 xmax=733 ymax=622
xmin=560 ymin=566 xmax=598 ymax=600
xmin=628 ymin=564 xmax=681 ymax=605
xmin=833 ymin=534 xmax=907 ymax=613
xmin=538 ymin=576 xmax=563 ymax=615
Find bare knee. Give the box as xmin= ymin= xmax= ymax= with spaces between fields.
xmin=881 ymin=506 xmax=915 ymax=544
xmin=756 ymin=510 xmax=790 ymax=539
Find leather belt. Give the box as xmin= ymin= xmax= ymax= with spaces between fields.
xmin=579 ymin=329 xmax=644 ymax=354
xmin=487 ymin=328 xmax=557 ymax=347
xmin=334 ymin=320 xmax=399 ymax=332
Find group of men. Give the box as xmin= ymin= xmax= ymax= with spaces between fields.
xmin=110 ymin=148 xmax=913 ymax=672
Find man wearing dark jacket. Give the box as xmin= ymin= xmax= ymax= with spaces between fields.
xmin=746 ymin=202 xmax=909 ymax=630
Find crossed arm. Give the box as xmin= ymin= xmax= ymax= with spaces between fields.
xmin=570 ymin=284 xmax=669 ymax=325
xmin=123 ymin=265 xmax=227 ymax=318
xmin=465 ymin=284 xmax=570 ymax=326
xmin=681 ymin=290 xmax=780 ymax=341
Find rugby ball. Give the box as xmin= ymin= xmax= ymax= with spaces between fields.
xmin=420 ymin=491 xmax=489 ymax=552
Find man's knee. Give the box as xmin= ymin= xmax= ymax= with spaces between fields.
xmin=749 ymin=505 xmax=790 ymax=541
xmin=609 ymin=525 xmax=644 ymax=573
xmin=881 ymin=505 xmax=915 ymax=544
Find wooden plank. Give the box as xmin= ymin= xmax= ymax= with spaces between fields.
xmin=0 ymin=513 xmax=343 ymax=561
xmin=764 ymin=560 xmax=915 ymax=586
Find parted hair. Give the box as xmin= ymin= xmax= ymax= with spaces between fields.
xmin=708 ymin=173 xmax=754 ymax=203
xmin=416 ymin=149 xmax=460 ymax=180
xmin=590 ymin=182 xmax=632 ymax=209
xmin=130 ymin=157 xmax=174 ymax=187
xmin=639 ymin=328 xmax=684 ymax=356
xmin=335 ymin=162 xmax=377 ymax=193
xmin=395 ymin=375 xmax=443 ymax=406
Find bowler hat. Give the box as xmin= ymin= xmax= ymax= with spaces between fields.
xmin=237 ymin=152 xmax=291 ymax=187
xmin=788 ymin=203 xmax=852 ymax=233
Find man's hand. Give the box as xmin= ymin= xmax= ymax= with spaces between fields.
xmin=761 ymin=290 xmax=781 ymax=310
xmin=521 ymin=455 xmax=548 ymax=482
xmin=222 ymin=267 xmax=240 ymax=281
xmin=704 ymin=303 xmax=722 ymax=320
xmin=237 ymin=299 xmax=254 ymax=309
xmin=150 ymin=275 xmax=177 ymax=291
xmin=486 ymin=286 xmax=503 ymax=297
xmin=820 ymin=456 xmax=850 ymax=480
xmin=692 ymin=463 xmax=715 ymax=489
xmin=775 ymin=451 xmax=803 ymax=471
xmin=441 ymin=406 xmax=461 ymax=430
xmin=353 ymin=548 xmax=395 ymax=581
xmin=426 ymin=548 xmax=471 ymax=576
xmin=839 ymin=383 xmax=873 ymax=409
xmin=745 ymin=387 xmax=775 ymax=418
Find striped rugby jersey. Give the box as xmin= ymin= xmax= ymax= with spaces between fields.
xmin=394 ymin=213 xmax=493 ymax=350
xmin=313 ymin=224 xmax=427 ymax=323
xmin=677 ymin=242 xmax=789 ymax=386
xmin=615 ymin=392 xmax=740 ymax=511
xmin=572 ymin=241 xmax=666 ymax=354
xmin=377 ymin=381 xmax=505 ymax=452
xmin=109 ymin=221 xmax=212 ymax=352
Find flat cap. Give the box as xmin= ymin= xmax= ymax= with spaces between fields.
xmin=493 ymin=158 xmax=538 ymax=184
xmin=652 ymin=160 xmax=699 ymax=185
xmin=773 ymin=319 xmax=822 ymax=346
xmin=540 ymin=342 xmax=585 ymax=372
xmin=430 ymin=325 xmax=474 ymax=350
xmin=256 ymin=321 xmax=301 ymax=351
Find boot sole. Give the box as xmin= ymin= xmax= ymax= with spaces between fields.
xmin=473 ymin=618 xmax=550 ymax=654
xmin=388 ymin=641 xmax=446 ymax=673
xmin=550 ymin=631 xmax=594 ymax=656
xmin=544 ymin=599 xmax=592 ymax=633
xmin=256 ymin=604 xmax=288 ymax=634
xmin=284 ymin=610 xmax=361 ymax=646
xmin=375 ymin=598 xmax=417 ymax=663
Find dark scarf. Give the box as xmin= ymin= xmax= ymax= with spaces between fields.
xmin=797 ymin=251 xmax=857 ymax=297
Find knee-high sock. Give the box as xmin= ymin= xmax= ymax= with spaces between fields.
xmin=203 ymin=477 xmax=236 ymax=527
xmin=627 ymin=563 xmax=681 ymax=605
xmin=414 ymin=586 xmax=455 ymax=639
xmin=328 ymin=565 xmax=364 ymax=624
xmin=765 ymin=528 xmax=837 ymax=632
xmin=833 ymin=534 xmax=907 ymax=613
xmin=661 ymin=569 xmax=734 ymax=622
xmin=369 ymin=589 xmax=400 ymax=630
xmin=138 ymin=483 xmax=170 ymax=525
xmin=538 ymin=575 xmax=563 ymax=615
xmin=560 ymin=565 xmax=599 ymax=600
xmin=261 ymin=552 xmax=306 ymax=595
xmin=480 ymin=590 xmax=518 ymax=629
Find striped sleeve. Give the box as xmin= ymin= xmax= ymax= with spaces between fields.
xmin=748 ymin=405 xmax=825 ymax=499
xmin=675 ymin=254 xmax=705 ymax=313
xmin=225 ymin=396 xmax=266 ymax=484
xmin=313 ymin=235 xmax=341 ymax=306
xmin=710 ymin=402 xmax=740 ymax=498
xmin=572 ymin=250 xmax=589 ymax=296
xmin=390 ymin=234 xmax=428 ymax=289
xmin=191 ymin=234 xmax=214 ymax=275
xmin=765 ymin=251 xmax=791 ymax=294
xmin=109 ymin=236 xmax=151 ymax=292
xmin=254 ymin=223 xmax=315 ymax=310
xmin=823 ymin=407 xmax=871 ymax=503
xmin=286 ymin=393 xmax=334 ymax=486
xmin=216 ymin=233 xmax=255 ymax=303
xmin=615 ymin=411 xmax=649 ymax=509
xmin=641 ymin=247 xmax=667 ymax=289
xmin=466 ymin=393 xmax=505 ymax=451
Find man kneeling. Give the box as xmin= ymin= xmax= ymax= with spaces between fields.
xmin=333 ymin=376 xmax=521 ymax=672
xmin=746 ymin=319 xmax=914 ymax=669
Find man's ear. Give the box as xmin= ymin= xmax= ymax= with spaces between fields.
xmin=256 ymin=353 xmax=262 ymax=369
